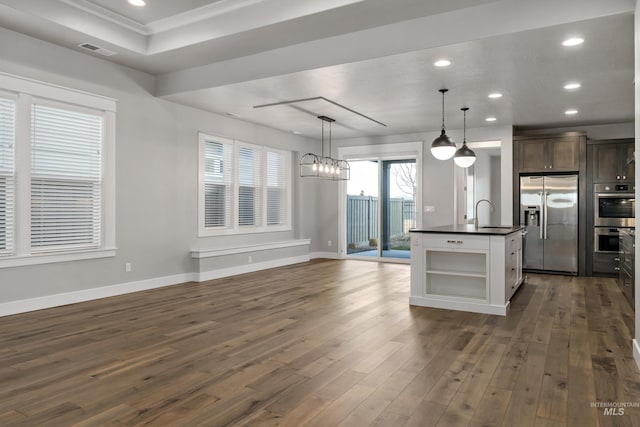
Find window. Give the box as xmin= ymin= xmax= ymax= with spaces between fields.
xmin=266 ymin=150 xmax=286 ymax=225
xmin=0 ymin=96 xmax=15 ymax=256
xmin=0 ymin=73 xmax=116 ymax=267
xmin=31 ymin=103 xmax=103 ymax=252
xmin=198 ymin=133 xmax=291 ymax=236
xmin=238 ymin=144 xmax=261 ymax=227
xmin=203 ymin=138 xmax=232 ymax=228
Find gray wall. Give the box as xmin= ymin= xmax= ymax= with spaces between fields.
xmin=473 ymin=150 xmax=492 ymax=226
xmin=0 ymin=27 xmax=318 ymax=303
xmin=490 ymin=155 xmax=502 ymax=225
xmin=516 ymin=122 xmax=633 ymax=140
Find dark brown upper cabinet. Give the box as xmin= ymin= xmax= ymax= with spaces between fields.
xmin=518 ymin=136 xmax=580 ymax=172
xmin=591 ymin=140 xmax=635 ymax=183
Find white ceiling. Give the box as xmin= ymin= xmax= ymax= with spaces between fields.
xmin=0 ymin=0 xmax=635 ymax=139
xmin=88 ymin=0 xmax=224 ymax=25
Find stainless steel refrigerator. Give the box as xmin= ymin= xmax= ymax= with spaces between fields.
xmin=520 ymin=175 xmax=578 ymax=273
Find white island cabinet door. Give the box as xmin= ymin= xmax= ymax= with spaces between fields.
xmin=505 ymin=231 xmax=523 ymax=298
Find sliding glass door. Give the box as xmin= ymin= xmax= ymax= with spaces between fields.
xmin=346 ymin=159 xmax=416 ymax=261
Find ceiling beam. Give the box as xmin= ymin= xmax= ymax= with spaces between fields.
xmin=155 ymin=0 xmax=634 ymax=97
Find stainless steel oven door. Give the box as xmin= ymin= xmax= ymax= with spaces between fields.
xmin=594 ymin=193 xmax=635 ymax=227
xmin=594 ymin=227 xmax=620 ymax=254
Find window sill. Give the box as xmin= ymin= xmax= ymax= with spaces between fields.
xmin=0 ymin=248 xmax=116 ymax=269
xmin=191 ymin=239 xmax=310 ymax=258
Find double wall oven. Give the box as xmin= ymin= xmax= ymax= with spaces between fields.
xmin=594 ymin=183 xmax=635 ymax=255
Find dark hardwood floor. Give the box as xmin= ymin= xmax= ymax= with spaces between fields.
xmin=1 ymin=259 xmax=639 ymax=426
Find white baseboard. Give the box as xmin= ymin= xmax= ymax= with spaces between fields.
xmin=196 ymin=255 xmax=309 ymax=282
xmin=409 ymin=295 xmax=509 ymax=316
xmin=633 ymin=339 xmax=640 ymax=370
xmin=0 ymin=255 xmax=311 ymax=317
xmin=0 ymin=272 xmax=196 ymax=317
xmin=309 ymin=251 xmax=341 ymax=259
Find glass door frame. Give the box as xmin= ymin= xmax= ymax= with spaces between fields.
xmin=338 ymin=141 xmax=423 ymax=263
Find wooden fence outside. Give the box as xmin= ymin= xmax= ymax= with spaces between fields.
xmin=346 ymin=195 xmax=415 ymax=248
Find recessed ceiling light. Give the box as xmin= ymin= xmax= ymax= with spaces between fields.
xmin=224 ymin=112 xmax=240 ymax=118
xmin=128 ymin=0 xmax=146 ymax=6
xmin=564 ymin=82 xmax=581 ymax=90
xmin=485 ymin=117 xmax=497 ymax=122
xmin=434 ymin=59 xmax=451 ymax=67
xmin=488 ymin=93 xmax=502 ymax=99
xmin=565 ymin=109 xmax=578 ymax=115
xmin=291 ymin=130 xmax=302 ymax=135
xmin=562 ymin=37 xmax=584 ymax=47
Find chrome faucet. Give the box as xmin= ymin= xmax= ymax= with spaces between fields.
xmin=474 ymin=199 xmax=495 ymax=229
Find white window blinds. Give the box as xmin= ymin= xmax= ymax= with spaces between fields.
xmin=31 ymin=103 xmax=103 ymax=252
xmin=238 ymin=145 xmax=261 ymax=227
xmin=0 ymin=97 xmax=15 ymax=256
xmin=203 ymin=138 xmax=233 ymax=228
xmin=198 ymin=132 xmax=291 ymax=236
xmin=266 ymin=150 xmax=286 ymax=225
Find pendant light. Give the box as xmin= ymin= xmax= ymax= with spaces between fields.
xmin=454 ymin=107 xmax=476 ymax=168
xmin=431 ymin=89 xmax=456 ymax=160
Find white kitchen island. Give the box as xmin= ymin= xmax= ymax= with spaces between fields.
xmin=410 ymin=225 xmax=524 ymax=316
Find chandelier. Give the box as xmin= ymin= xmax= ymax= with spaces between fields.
xmin=300 ymin=115 xmax=350 ymax=181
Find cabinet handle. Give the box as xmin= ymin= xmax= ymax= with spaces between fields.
xmin=614 ymin=257 xmax=620 ymax=262
xmin=511 ymin=268 xmax=515 ymax=271
xmin=614 ymin=267 xmax=621 ymax=271
xmin=623 ymin=176 xmax=626 ymax=180
xmin=549 ymin=165 xmax=552 ymax=169
xmin=511 ymin=252 xmax=515 ymax=255
xmin=446 ymin=240 xmax=463 ymax=244
xmin=617 ymin=175 xmax=621 ymax=180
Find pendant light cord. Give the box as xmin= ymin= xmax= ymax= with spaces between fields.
xmin=328 ymin=121 xmax=332 ymax=159
xmin=463 ymin=108 xmax=466 ymax=143
xmin=461 ymin=106 xmax=469 ymax=145
xmin=321 ymin=119 xmax=325 ymax=157
xmin=441 ymin=91 xmax=445 ymax=132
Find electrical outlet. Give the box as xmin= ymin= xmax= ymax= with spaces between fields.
xmin=328 ymin=240 xmax=332 ymax=247
xmin=424 ymin=206 xmax=435 ymax=213
xmin=125 ymin=262 xmax=131 ymax=273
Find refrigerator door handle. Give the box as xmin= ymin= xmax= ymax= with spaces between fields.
xmin=543 ymin=191 xmax=548 ymax=240
xmin=539 ymin=192 xmax=544 ymax=240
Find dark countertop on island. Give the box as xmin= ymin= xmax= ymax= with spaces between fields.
xmin=410 ymin=224 xmax=524 ymax=236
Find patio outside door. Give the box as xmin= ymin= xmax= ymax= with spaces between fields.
xmin=346 ymin=159 xmax=416 ymax=260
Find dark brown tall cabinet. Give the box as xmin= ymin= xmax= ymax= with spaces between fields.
xmin=590 ymin=140 xmax=635 ymax=183
xmin=513 ymin=133 xmax=587 ymax=276
xmin=586 ymin=138 xmax=635 ymax=276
